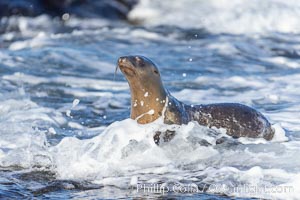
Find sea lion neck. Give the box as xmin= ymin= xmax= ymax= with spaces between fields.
xmin=129 ymin=81 xmax=168 ymax=124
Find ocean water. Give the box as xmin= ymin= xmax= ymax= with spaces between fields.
xmin=1 ymin=0 xmax=300 ymax=199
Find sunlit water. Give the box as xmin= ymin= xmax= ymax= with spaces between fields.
xmin=1 ymin=0 xmax=300 ymax=199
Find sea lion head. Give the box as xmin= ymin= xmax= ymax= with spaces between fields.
xmin=117 ymin=55 xmax=168 ymax=124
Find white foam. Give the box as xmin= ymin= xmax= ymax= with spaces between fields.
xmin=9 ymin=31 xmax=51 ymax=50
xmin=66 ymin=110 xmax=72 ymax=117
xmin=129 ymin=0 xmax=300 ymax=34
xmin=48 ymin=119 xmax=300 ymax=199
xmin=48 ymin=127 xmax=57 ymax=135
xmin=0 ymin=100 xmax=299 ymax=199
xmin=0 ymin=98 xmax=61 ymax=168
xmin=264 ymin=56 xmax=300 ymax=69
xmin=195 ymin=76 xmax=266 ymax=89
xmin=68 ymin=122 xmax=84 ymax=130
xmin=0 ymin=99 xmax=65 ymax=125
xmin=271 ymin=124 xmax=289 ymax=142
xmin=51 ymin=120 xmax=219 ymax=180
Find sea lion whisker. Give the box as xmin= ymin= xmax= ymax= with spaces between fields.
xmin=114 ymin=64 xmax=119 ymax=81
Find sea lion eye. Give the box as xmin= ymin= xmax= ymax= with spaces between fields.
xmin=154 ymin=70 xmax=159 ymax=74
xmin=136 ymin=58 xmax=145 ymax=66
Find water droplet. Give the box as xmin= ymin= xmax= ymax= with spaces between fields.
xmin=72 ymin=99 xmax=80 ymax=108
xmin=62 ymin=13 xmax=70 ymax=21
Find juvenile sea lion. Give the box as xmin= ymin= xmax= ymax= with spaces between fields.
xmin=117 ymin=55 xmax=275 ymax=143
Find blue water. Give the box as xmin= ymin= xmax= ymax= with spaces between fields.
xmin=1 ymin=1 xmax=300 ymax=199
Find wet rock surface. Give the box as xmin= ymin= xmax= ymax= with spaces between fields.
xmin=0 ymin=0 xmax=138 ymax=20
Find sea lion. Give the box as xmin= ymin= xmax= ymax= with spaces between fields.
xmin=117 ymin=55 xmax=275 ymax=143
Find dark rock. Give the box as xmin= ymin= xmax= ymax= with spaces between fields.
xmin=154 ymin=130 xmax=176 ymax=145
xmin=215 ymin=136 xmax=241 ymax=148
xmin=0 ymin=0 xmax=138 ymax=20
xmin=0 ymin=0 xmax=42 ymax=17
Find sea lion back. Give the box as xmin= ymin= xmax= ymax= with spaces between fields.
xmin=187 ymin=103 xmax=274 ymax=140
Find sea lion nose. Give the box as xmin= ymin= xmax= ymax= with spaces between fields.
xmin=118 ymin=57 xmax=127 ymax=64
xmin=118 ymin=56 xmax=143 ymax=66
